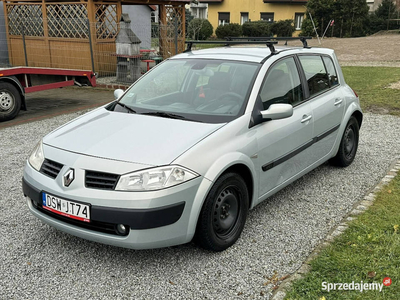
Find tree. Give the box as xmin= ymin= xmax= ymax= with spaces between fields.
xmin=271 ymin=20 xmax=295 ymax=37
xmin=333 ymin=0 xmax=370 ymax=37
xmin=187 ymin=19 xmax=213 ymax=40
xmin=185 ymin=9 xmax=195 ymax=35
xmin=376 ymin=0 xmax=397 ymax=18
xmin=305 ymin=0 xmax=370 ymax=37
xmin=305 ymin=0 xmax=335 ymax=36
xmin=375 ymin=0 xmax=398 ymax=30
xmin=215 ymin=23 xmax=242 ymax=39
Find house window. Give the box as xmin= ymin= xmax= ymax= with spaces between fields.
xmin=295 ymin=13 xmax=304 ymax=30
xmin=241 ymin=12 xmax=249 ymax=25
xmin=260 ymin=12 xmax=274 ymax=23
xmin=151 ymin=12 xmax=156 ymax=23
xmin=218 ymin=12 xmax=230 ymax=26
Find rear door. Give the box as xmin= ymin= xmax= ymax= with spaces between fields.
xmin=297 ymin=55 xmax=345 ymax=161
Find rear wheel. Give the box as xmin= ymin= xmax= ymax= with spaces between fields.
xmin=330 ymin=116 xmax=359 ymax=167
xmin=195 ymin=172 xmax=249 ymax=251
xmin=0 ymin=82 xmax=21 ymax=122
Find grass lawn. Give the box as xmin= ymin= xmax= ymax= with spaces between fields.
xmin=342 ymin=66 xmax=400 ymax=116
xmin=285 ymin=173 xmax=400 ymax=300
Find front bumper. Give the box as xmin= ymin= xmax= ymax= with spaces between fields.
xmin=23 ymin=178 xmax=185 ymax=231
xmin=23 ymin=153 xmax=213 ymax=249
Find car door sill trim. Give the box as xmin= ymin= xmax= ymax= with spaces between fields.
xmin=262 ymin=124 xmax=340 ymax=172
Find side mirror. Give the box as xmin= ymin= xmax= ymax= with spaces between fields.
xmin=114 ymin=89 xmax=124 ymax=100
xmin=261 ymin=103 xmax=293 ymax=121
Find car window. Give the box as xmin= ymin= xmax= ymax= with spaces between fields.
xmin=136 ymin=63 xmax=190 ymax=102
xmin=117 ymin=59 xmax=260 ymax=123
xmin=299 ymin=55 xmax=330 ymax=97
xmin=259 ymin=57 xmax=303 ymax=110
xmin=322 ymin=56 xmax=339 ymax=87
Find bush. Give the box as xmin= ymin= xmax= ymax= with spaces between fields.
xmin=271 ymin=19 xmax=295 ymax=37
xmin=187 ymin=18 xmax=213 ymax=40
xmin=242 ymin=21 xmax=272 ymax=37
xmin=215 ymin=23 xmax=242 ymax=39
xmin=300 ymin=18 xmax=318 ymax=37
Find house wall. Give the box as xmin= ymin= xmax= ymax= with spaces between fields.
xmin=206 ymin=1 xmax=306 ymax=35
xmin=122 ymin=5 xmax=151 ymax=49
xmin=0 ymin=2 xmax=9 ymax=65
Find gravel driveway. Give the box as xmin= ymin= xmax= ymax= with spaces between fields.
xmin=1 ymin=111 xmax=399 ymax=299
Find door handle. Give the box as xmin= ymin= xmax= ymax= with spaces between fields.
xmin=334 ymin=98 xmax=343 ymax=106
xmin=301 ymin=115 xmax=312 ymax=123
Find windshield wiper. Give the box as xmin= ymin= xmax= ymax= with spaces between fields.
xmin=116 ymin=102 xmax=136 ymax=114
xmin=141 ymin=111 xmax=187 ymax=120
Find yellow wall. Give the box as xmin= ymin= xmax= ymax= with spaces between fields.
xmin=207 ymin=1 xmax=306 ymax=35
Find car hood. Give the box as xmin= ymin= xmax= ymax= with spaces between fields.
xmin=44 ymin=108 xmax=225 ymax=166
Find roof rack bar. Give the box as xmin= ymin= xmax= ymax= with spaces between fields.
xmin=184 ymin=40 xmax=278 ymax=53
xmin=226 ymin=36 xmax=312 ymax=48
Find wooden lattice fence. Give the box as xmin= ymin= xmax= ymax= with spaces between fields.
xmin=3 ymin=1 xmax=187 ymax=75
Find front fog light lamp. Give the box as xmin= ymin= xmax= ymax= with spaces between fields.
xmin=115 ymin=166 xmax=198 ymax=191
xmin=28 ymin=139 xmax=44 ymax=171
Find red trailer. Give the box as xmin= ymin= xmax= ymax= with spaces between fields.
xmin=0 ymin=67 xmax=96 ymax=121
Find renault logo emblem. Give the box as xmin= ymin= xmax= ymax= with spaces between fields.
xmin=63 ymin=169 xmax=75 ymax=187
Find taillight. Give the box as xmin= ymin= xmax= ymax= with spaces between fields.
xmin=352 ymin=89 xmax=358 ymax=98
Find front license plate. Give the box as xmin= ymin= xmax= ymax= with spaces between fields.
xmin=42 ymin=192 xmax=90 ymax=222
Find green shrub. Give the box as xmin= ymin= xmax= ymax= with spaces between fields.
xmin=271 ymin=19 xmax=295 ymax=37
xmin=215 ymin=23 xmax=242 ymax=39
xmin=242 ymin=21 xmax=272 ymax=37
xmin=300 ymin=18 xmax=318 ymax=37
xmin=187 ymin=18 xmax=214 ymax=40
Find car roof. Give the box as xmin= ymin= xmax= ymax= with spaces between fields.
xmin=172 ymin=46 xmax=335 ymax=64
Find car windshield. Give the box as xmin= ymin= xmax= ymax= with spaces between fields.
xmin=115 ymin=59 xmax=260 ymax=123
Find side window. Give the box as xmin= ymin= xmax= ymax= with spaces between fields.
xmin=322 ymin=56 xmax=339 ymax=87
xmin=299 ymin=55 xmax=330 ymax=97
xmin=259 ymin=57 xmax=303 ymax=110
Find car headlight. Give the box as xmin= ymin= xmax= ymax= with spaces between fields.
xmin=28 ymin=139 xmax=44 ymax=171
xmin=115 ymin=166 xmax=199 ymax=191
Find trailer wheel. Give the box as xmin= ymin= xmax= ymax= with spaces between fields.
xmin=0 ymin=82 xmax=21 ymax=122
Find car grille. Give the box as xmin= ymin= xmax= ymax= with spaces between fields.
xmin=85 ymin=171 xmax=119 ymax=190
xmin=40 ymin=159 xmax=63 ymax=179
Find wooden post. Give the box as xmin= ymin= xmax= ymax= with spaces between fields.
xmin=181 ymin=5 xmax=185 ymax=54
xmin=41 ymin=0 xmax=51 ymax=67
xmin=3 ymin=1 xmax=12 ymax=65
xmin=159 ymin=4 xmax=167 ymax=59
xmin=87 ymin=0 xmax=99 ymax=74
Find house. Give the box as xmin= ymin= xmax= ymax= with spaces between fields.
xmin=367 ymin=0 xmax=400 ymax=11
xmin=122 ymin=5 xmax=157 ymax=49
xmin=186 ymin=2 xmax=208 ymax=19
xmin=367 ymin=0 xmax=383 ymax=11
xmin=200 ymin=0 xmax=308 ymax=34
xmin=0 ymin=2 xmax=8 ymax=66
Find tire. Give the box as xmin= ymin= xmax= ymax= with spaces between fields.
xmin=330 ymin=116 xmax=359 ymax=167
xmin=0 ymin=82 xmax=21 ymax=122
xmin=195 ymin=172 xmax=249 ymax=251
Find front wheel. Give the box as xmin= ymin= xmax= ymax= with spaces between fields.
xmin=330 ymin=116 xmax=359 ymax=167
xmin=0 ymin=82 xmax=21 ymax=122
xmin=195 ymin=173 xmax=249 ymax=251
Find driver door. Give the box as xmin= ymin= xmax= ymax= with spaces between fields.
xmin=253 ymin=56 xmax=314 ymax=199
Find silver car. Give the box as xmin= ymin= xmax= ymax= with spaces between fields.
xmin=22 ymin=45 xmax=362 ymax=251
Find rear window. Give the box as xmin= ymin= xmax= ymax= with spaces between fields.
xmin=299 ymin=55 xmax=330 ymax=97
xmin=322 ymin=56 xmax=339 ymax=87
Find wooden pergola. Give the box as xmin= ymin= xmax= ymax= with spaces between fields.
xmin=2 ymin=0 xmax=189 ymax=75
